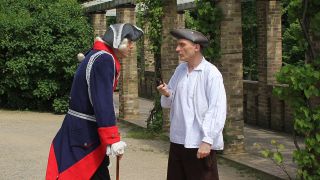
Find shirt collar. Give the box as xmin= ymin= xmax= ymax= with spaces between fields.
xmin=193 ymin=57 xmax=206 ymax=71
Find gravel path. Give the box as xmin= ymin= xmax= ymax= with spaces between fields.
xmin=0 ymin=110 xmax=259 ymax=180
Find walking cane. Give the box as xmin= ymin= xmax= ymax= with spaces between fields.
xmin=116 ymin=156 xmax=120 ymax=180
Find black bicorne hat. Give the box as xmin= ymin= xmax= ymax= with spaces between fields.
xmin=170 ymin=28 xmax=209 ymax=47
xmin=102 ymin=23 xmax=144 ymax=49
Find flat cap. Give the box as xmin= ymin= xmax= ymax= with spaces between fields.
xmin=170 ymin=28 xmax=209 ymax=47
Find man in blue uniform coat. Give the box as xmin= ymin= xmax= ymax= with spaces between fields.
xmin=46 ymin=23 xmax=143 ymax=180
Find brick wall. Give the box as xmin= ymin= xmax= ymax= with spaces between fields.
xmin=143 ymin=25 xmax=155 ymax=72
xmin=217 ymin=0 xmax=245 ymax=154
xmin=91 ymin=12 xmax=106 ymax=37
xmin=116 ymin=6 xmax=140 ymax=120
xmin=257 ymin=0 xmax=282 ymax=85
xmin=160 ymin=0 xmax=179 ymax=130
xmin=256 ymin=0 xmax=282 ymax=128
xmin=243 ymin=80 xmax=294 ymax=133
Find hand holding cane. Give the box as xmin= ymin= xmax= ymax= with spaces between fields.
xmin=107 ymin=141 xmax=126 ymax=180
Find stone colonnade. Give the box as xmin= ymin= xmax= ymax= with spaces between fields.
xmin=160 ymin=0 xmax=181 ymax=130
xmin=91 ymin=5 xmax=140 ymax=121
xmin=116 ymin=5 xmax=140 ymax=120
xmin=87 ymin=0 xmax=282 ymax=154
xmin=91 ymin=12 xmax=106 ymax=36
xmin=256 ymin=0 xmax=282 ymax=128
xmin=216 ymin=0 xmax=245 ymax=153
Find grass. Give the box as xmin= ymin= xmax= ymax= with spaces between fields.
xmin=126 ymin=126 xmax=169 ymax=141
xmin=119 ymin=121 xmax=169 ymax=141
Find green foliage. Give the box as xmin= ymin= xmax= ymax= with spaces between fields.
xmin=241 ymin=1 xmax=258 ymax=80
xmin=254 ymin=141 xmax=291 ymax=179
xmin=275 ymin=1 xmax=320 ymax=178
xmin=146 ymin=94 xmax=163 ymax=133
xmin=53 ymin=96 xmax=69 ymax=114
xmin=185 ymin=0 xmax=222 ymax=63
xmin=136 ymin=0 xmax=163 ymax=54
xmin=274 ymin=64 xmax=320 ymax=105
xmin=282 ymin=20 xmax=307 ymax=65
xmin=106 ymin=16 xmax=116 ymax=26
xmin=137 ymin=0 xmax=163 ymax=132
xmin=274 ymin=64 xmax=320 ymax=179
xmin=0 ymin=0 xmax=93 ymax=113
xmin=282 ymin=1 xmax=307 ymax=65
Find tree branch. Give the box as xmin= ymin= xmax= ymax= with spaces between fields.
xmin=299 ymin=0 xmax=316 ymax=62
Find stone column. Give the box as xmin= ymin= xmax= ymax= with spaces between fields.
xmin=160 ymin=0 xmax=179 ymax=130
xmin=256 ymin=0 xmax=282 ymax=128
xmin=116 ymin=5 xmax=140 ymax=120
xmin=91 ymin=12 xmax=106 ymax=37
xmin=144 ymin=25 xmax=155 ymax=72
xmin=177 ymin=12 xmax=185 ymax=29
xmin=216 ymin=0 xmax=245 ymax=154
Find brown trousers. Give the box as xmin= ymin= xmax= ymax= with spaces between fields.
xmin=167 ymin=143 xmax=219 ymax=180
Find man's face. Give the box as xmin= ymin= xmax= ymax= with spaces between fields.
xmin=116 ymin=40 xmax=134 ymax=59
xmin=175 ymin=39 xmax=198 ymax=61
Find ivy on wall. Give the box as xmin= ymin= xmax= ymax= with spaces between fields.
xmin=185 ymin=0 xmax=223 ymax=63
xmin=241 ymin=1 xmax=258 ymax=80
xmin=137 ymin=0 xmax=164 ymax=132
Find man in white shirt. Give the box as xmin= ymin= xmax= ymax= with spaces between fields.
xmin=157 ymin=28 xmax=227 ymax=180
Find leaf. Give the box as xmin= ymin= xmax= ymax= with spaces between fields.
xmin=273 ymin=152 xmax=283 ymax=165
xmin=278 ymin=144 xmax=285 ymax=151
xmin=261 ymin=150 xmax=271 ymax=158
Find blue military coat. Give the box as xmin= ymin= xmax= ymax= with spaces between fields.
xmin=46 ymin=40 xmax=121 ymax=179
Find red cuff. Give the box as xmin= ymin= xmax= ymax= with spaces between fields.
xmin=98 ymin=126 xmax=120 ymax=146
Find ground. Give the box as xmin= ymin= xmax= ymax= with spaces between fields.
xmin=0 ymin=110 xmax=264 ymax=180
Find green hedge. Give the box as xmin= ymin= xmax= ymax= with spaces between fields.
xmin=0 ymin=0 xmax=93 ymax=113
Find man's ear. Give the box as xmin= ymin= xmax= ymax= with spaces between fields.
xmin=195 ymin=44 xmax=201 ymax=52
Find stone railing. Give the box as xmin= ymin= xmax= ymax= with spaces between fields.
xmin=138 ymin=76 xmax=294 ymax=133
xmin=243 ymin=80 xmax=294 ymax=133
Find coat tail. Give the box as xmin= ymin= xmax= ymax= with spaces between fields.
xmin=46 ymin=143 xmax=105 ymax=180
xmin=46 ymin=144 xmax=59 ymax=180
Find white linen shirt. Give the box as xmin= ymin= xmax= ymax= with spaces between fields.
xmin=161 ymin=58 xmax=227 ymax=150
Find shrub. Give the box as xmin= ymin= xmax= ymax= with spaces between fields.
xmin=0 ymin=0 xmax=93 ymax=113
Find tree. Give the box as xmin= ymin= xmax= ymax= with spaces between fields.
xmin=274 ymin=0 xmax=320 ymax=178
xmin=0 ymin=0 xmax=93 ymax=113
